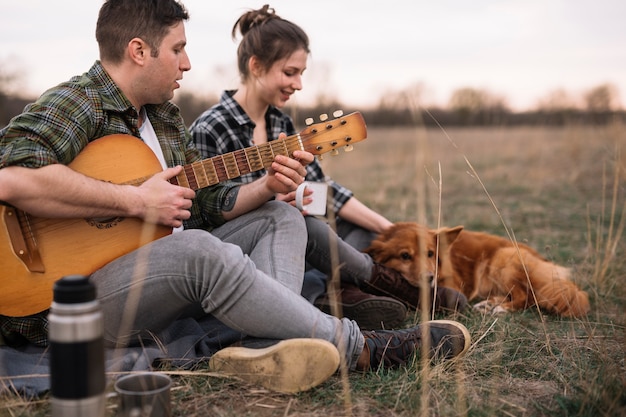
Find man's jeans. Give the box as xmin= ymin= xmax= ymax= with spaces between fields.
xmin=91 ymin=201 xmax=364 ymax=369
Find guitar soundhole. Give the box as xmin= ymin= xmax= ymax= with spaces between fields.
xmin=86 ymin=217 xmax=125 ymax=230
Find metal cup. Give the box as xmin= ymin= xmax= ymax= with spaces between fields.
xmin=114 ymin=373 xmax=172 ymax=417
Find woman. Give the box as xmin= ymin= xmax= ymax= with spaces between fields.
xmin=189 ymin=5 xmax=467 ymax=329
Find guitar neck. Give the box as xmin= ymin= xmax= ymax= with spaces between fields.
xmin=127 ymin=110 xmax=365 ymax=190
xmin=170 ymin=134 xmax=302 ymax=190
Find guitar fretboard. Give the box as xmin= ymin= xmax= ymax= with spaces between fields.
xmin=170 ymin=135 xmax=303 ymax=190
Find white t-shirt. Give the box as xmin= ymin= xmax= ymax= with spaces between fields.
xmin=139 ymin=107 xmax=183 ymax=233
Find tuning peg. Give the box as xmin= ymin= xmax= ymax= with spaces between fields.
xmin=319 ymin=113 xmax=328 ymax=121
xmin=305 ymin=117 xmax=314 ymax=126
xmin=333 ymin=110 xmax=344 ymax=118
xmin=331 ymin=149 xmax=339 ymax=156
xmin=344 ymin=145 xmax=353 ymax=152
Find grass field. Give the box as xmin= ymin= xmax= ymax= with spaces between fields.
xmin=2 ymin=122 xmax=625 ymax=416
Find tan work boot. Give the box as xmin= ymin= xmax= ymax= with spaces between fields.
xmin=208 ymin=338 xmax=340 ymax=393
xmin=314 ymin=283 xmax=407 ymax=330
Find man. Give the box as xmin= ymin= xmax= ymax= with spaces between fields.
xmin=0 ymin=0 xmax=470 ymax=394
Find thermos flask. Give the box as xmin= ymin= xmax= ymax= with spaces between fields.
xmin=49 ymin=274 xmax=106 ymax=417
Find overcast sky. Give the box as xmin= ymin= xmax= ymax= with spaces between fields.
xmin=1 ymin=0 xmax=624 ymax=111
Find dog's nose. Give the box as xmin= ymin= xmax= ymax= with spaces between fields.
xmin=420 ymin=272 xmax=434 ymax=284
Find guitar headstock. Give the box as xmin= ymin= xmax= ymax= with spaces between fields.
xmin=299 ymin=110 xmax=367 ymax=157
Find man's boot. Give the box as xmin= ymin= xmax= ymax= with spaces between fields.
xmin=358 ymin=319 xmax=471 ymax=370
xmin=315 ymin=283 xmax=407 ymax=330
xmin=362 ymin=263 xmax=468 ymax=313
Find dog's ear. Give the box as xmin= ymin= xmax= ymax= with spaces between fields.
xmin=448 ymin=225 xmax=464 ymax=242
xmin=364 ymin=239 xmax=388 ymax=263
xmin=435 ymin=226 xmax=463 ymax=247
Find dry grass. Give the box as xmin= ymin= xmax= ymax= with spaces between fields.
xmin=2 ymin=122 xmax=625 ymax=416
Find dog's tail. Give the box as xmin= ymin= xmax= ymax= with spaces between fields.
xmin=525 ymin=257 xmax=590 ymax=318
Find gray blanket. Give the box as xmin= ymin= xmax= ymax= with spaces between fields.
xmin=0 ymin=316 xmax=244 ymax=398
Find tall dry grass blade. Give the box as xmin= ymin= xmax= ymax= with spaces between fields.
xmin=109 ymin=222 xmax=159 ymax=370
xmin=407 ymin=97 xmax=437 ymax=417
xmin=431 ymin=162 xmax=443 ymax=321
xmin=324 ymin=202 xmax=354 ymax=416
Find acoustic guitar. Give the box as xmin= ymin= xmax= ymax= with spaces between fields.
xmin=0 ymin=111 xmax=367 ymax=316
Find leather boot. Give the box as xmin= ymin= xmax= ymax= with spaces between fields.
xmin=359 ymin=319 xmax=471 ymax=370
xmin=314 ymin=283 xmax=407 ymax=330
xmin=362 ymin=263 xmax=468 ymax=313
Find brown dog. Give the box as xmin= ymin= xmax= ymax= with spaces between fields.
xmin=365 ymin=222 xmax=590 ymax=318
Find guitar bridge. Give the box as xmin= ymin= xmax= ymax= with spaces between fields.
xmin=3 ymin=206 xmax=45 ymax=273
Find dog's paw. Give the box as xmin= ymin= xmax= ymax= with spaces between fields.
xmin=491 ymin=305 xmax=508 ymax=314
xmin=472 ymin=300 xmax=493 ymax=313
xmin=473 ymin=300 xmax=508 ymax=315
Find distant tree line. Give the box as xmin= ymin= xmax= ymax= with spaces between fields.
xmin=1 ymin=62 xmax=623 ymax=129
xmin=171 ymin=82 xmax=626 ymax=129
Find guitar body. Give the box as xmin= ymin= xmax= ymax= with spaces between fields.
xmin=0 ymin=135 xmax=171 ymax=317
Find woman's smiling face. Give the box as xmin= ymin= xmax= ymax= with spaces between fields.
xmin=255 ymin=48 xmax=308 ymax=108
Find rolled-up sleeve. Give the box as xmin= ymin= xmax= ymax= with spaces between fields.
xmin=186 ymin=181 xmax=241 ymax=231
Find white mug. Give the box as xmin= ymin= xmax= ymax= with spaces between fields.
xmin=295 ymin=181 xmax=328 ymax=216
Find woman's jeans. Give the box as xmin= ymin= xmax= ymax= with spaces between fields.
xmin=90 ymin=201 xmax=364 ymax=369
xmin=301 ymin=216 xmax=378 ymax=302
